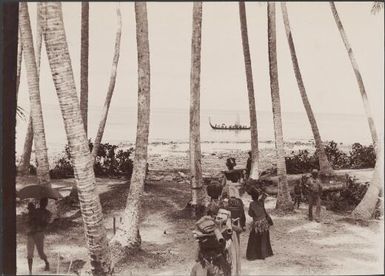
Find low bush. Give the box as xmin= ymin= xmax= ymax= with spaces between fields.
xmin=285 ymin=150 xmax=319 ymax=174
xmin=349 ymin=143 xmax=376 ymax=169
xmin=259 ymin=141 xmax=376 ymax=176
xmin=323 ymin=141 xmax=351 ymax=169
xmin=49 ymin=140 xmax=134 ymax=179
xmin=324 ymin=175 xmax=369 ymax=213
xmin=292 ymin=141 xmax=374 ymax=174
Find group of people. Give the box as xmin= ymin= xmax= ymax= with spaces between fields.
xmin=194 ymin=156 xmax=274 ymax=271
xmin=193 ymin=154 xmax=325 ymax=273
xmin=247 ymin=150 xmax=323 ymax=223
xmin=24 ymin=153 xmax=324 ymax=275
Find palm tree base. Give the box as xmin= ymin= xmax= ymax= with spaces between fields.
xmin=275 ymin=199 xmax=294 ymax=212
xmin=185 ymin=200 xmax=206 ymax=219
xmin=110 ymin=235 xmax=141 ymax=264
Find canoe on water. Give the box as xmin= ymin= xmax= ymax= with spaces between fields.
xmin=209 ymin=119 xmax=250 ymax=130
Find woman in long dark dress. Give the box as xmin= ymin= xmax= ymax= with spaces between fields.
xmin=246 ymin=188 xmax=273 ymax=260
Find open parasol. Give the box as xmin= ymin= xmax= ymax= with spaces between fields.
xmin=17 ymin=184 xmax=63 ymax=200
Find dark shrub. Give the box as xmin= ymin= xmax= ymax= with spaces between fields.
xmin=323 ymin=141 xmax=351 ymax=169
xmin=116 ymin=148 xmax=134 ymax=179
xmin=49 ymin=157 xmax=74 ymax=179
xmin=285 ymin=150 xmax=319 ymax=174
xmin=325 ymin=175 xmax=369 ymax=212
xmin=261 ymin=141 xmax=376 ymax=176
xmin=349 ymin=143 xmax=376 ymax=169
xmin=49 ymin=140 xmax=134 ymax=179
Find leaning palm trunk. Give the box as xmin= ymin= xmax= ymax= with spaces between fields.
xmin=280 ymin=3 xmax=333 ymax=176
xmin=40 ymin=3 xmax=112 ymax=275
xmin=110 ymin=2 xmax=151 ymax=259
xmin=189 ymin=2 xmax=206 ymax=216
xmin=267 ymin=2 xmax=293 ymax=211
xmin=19 ymin=2 xmax=50 ymax=186
xmin=352 ymin=136 xmax=383 ymax=220
xmin=80 ymin=2 xmax=89 ymax=134
xmin=330 ymin=2 xmax=378 ymax=149
xmin=92 ymin=5 xmax=122 ymax=160
xmin=18 ymin=3 xmax=43 ymax=176
xmin=239 ymin=1 xmax=259 ymax=179
xmin=16 ymin=25 xmax=23 ymax=95
xmin=18 ymin=118 xmax=34 ymax=175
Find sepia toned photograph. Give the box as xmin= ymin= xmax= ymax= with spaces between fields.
xmin=2 ymin=1 xmax=384 ymax=275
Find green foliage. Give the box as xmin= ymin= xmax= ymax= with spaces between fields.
xmin=261 ymin=141 xmax=376 ymax=176
xmin=49 ymin=140 xmax=134 ymax=179
xmin=285 ymin=150 xmax=319 ymax=174
xmin=325 ymin=175 xmax=369 ymax=212
xmin=49 ymin=157 xmax=74 ymax=179
xmin=349 ymin=143 xmax=376 ymax=169
xmin=323 ymin=141 xmax=351 ymax=169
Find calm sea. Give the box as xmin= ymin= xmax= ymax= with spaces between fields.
xmin=15 ymin=105 xmax=374 ymax=155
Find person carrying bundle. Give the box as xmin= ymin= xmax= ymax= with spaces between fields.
xmin=191 ymin=215 xmax=232 ymax=276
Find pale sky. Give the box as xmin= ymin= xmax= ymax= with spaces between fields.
xmin=18 ymin=2 xmax=384 ymax=125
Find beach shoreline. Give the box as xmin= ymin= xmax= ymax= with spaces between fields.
xmin=17 ymin=139 xmax=359 ymax=175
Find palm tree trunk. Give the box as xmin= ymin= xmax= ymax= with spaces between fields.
xmin=280 ymin=3 xmax=333 ymax=176
xmin=16 ymin=24 xmax=23 ymax=95
xmin=18 ymin=3 xmax=43 ymax=176
xmin=352 ymin=136 xmax=383 ymax=219
xmin=110 ymin=2 xmax=151 ymax=259
xmin=40 ymin=3 xmax=112 ymax=275
xmin=189 ymin=2 xmax=207 ymax=216
xmin=19 ymin=2 xmax=50 ymax=186
xmin=239 ymin=1 xmax=259 ymax=180
xmin=91 ymin=5 xmax=122 ymax=160
xmin=80 ymin=2 xmax=89 ymax=134
xmin=267 ymin=2 xmax=293 ymax=211
xmin=329 ymin=2 xmax=378 ymax=149
xmin=18 ymin=118 xmax=34 ymax=175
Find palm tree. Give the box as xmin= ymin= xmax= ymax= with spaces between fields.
xmin=239 ymin=1 xmax=259 ymax=180
xmin=280 ymin=3 xmax=333 ymax=176
xmin=40 ymin=3 xmax=112 ymax=274
xmin=352 ymin=136 xmax=383 ymax=219
xmin=371 ymin=1 xmax=384 ymax=14
xmin=16 ymin=24 xmax=23 ymax=95
xmin=18 ymin=3 xmax=43 ymax=176
xmin=189 ymin=1 xmax=207 ymax=216
xmin=110 ymin=2 xmax=151 ymax=258
xmin=19 ymin=2 xmax=50 ymax=186
xmin=354 ymin=2 xmax=385 ymax=220
xmin=16 ymin=25 xmax=25 ymax=121
xmin=329 ymin=2 xmax=378 ymax=149
xmin=91 ymin=5 xmax=122 ymax=160
xmin=80 ymin=2 xmax=89 ymax=134
xmin=267 ymin=2 xmax=293 ymax=211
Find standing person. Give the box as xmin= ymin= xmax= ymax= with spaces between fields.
xmin=304 ymin=169 xmax=323 ymax=222
xmin=227 ymin=196 xmax=246 ymax=240
xmin=246 ymin=187 xmax=273 ymax=260
xmin=222 ymin=158 xmax=243 ymax=198
xmin=245 ymin=151 xmax=252 ymax=179
xmin=205 ymin=181 xmax=224 ymax=218
xmin=26 ymin=198 xmax=51 ymax=274
xmin=293 ymin=181 xmax=302 ymax=209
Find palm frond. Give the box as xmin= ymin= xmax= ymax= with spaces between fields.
xmin=371 ymin=1 xmax=384 ymax=15
xmin=16 ymin=106 xmax=26 ymax=120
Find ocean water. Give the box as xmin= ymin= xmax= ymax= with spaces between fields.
xmin=15 ymin=105 xmax=374 ymax=155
